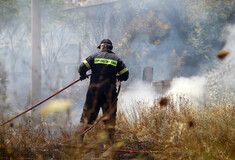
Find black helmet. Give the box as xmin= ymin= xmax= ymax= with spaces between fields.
xmin=97 ymin=39 xmax=113 ymax=49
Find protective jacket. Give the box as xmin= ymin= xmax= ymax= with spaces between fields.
xmin=79 ymin=50 xmax=129 ymax=86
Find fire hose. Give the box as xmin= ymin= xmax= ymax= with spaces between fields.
xmin=0 ymin=74 xmax=91 ymax=127
xmin=0 ymin=74 xmax=167 ymax=156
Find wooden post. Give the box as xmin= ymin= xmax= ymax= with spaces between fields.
xmin=143 ymin=67 xmax=153 ymax=84
xmin=31 ymin=0 xmax=41 ymax=105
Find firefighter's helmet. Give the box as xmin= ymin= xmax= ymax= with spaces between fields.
xmin=97 ymin=39 xmax=113 ymax=50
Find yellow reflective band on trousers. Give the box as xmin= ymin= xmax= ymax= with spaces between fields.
xmin=83 ymin=60 xmax=91 ymax=69
xmin=119 ymin=68 xmax=128 ymax=75
xmin=94 ymin=58 xmax=117 ymax=67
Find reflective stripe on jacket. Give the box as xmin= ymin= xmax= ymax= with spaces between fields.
xmin=79 ymin=50 xmax=129 ymax=85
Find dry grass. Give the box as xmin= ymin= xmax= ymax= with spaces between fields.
xmin=0 ymin=95 xmax=235 ymax=159
xmin=117 ymin=97 xmax=235 ymax=159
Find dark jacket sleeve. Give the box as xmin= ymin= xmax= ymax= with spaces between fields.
xmin=78 ymin=55 xmax=93 ymax=77
xmin=117 ymin=60 xmax=129 ymax=81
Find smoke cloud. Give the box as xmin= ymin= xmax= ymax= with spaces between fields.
xmin=118 ymin=22 xmax=235 ymax=112
xmin=162 ymin=24 xmax=235 ymax=108
xmin=167 ymin=76 xmax=206 ymax=109
xmin=223 ymin=25 xmax=235 ymax=64
xmin=118 ymin=81 xmax=157 ymax=114
xmin=114 ymin=0 xmax=229 ymax=81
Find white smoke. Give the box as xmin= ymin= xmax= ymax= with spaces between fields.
xmin=223 ymin=25 xmax=235 ymax=63
xmin=118 ymin=80 xmax=158 ymax=116
xmin=207 ymin=24 xmax=235 ymax=102
xmin=167 ymin=76 xmax=207 ymax=109
xmin=166 ymin=24 xmax=235 ymax=109
xmin=225 ymin=25 xmax=235 ymax=89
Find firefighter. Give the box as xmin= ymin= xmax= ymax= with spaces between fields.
xmin=77 ymin=39 xmax=129 ymax=145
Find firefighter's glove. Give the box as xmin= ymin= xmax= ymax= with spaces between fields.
xmin=80 ymin=75 xmax=89 ymax=81
xmin=116 ymin=76 xmax=122 ymax=82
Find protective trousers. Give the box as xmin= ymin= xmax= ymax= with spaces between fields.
xmin=79 ymin=84 xmax=117 ymax=144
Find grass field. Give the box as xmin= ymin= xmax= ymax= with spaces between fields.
xmin=1 ymin=94 xmax=234 ymax=160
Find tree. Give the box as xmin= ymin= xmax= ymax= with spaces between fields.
xmin=0 ymin=60 xmax=8 ymax=107
xmin=0 ymin=0 xmax=31 ymax=74
xmin=114 ymin=0 xmax=235 ymax=79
